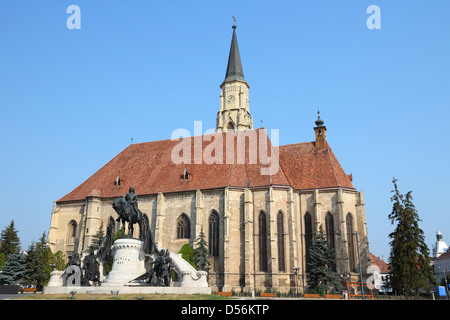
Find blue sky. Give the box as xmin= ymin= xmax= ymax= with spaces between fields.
xmin=0 ymin=0 xmax=449 ymax=261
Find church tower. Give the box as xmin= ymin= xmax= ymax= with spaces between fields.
xmin=216 ymin=22 xmax=253 ymax=132
xmin=314 ymin=111 xmax=327 ymax=149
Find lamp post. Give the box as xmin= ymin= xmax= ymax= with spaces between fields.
xmin=293 ymin=267 xmax=300 ymax=297
xmin=69 ymin=290 xmax=77 ymax=300
xmin=355 ymin=231 xmax=364 ymax=300
xmin=110 ymin=290 xmax=119 ymax=300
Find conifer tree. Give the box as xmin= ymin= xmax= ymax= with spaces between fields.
xmin=307 ymin=225 xmax=342 ymax=295
xmin=193 ymin=229 xmax=210 ymax=272
xmin=86 ymin=227 xmax=105 ymax=253
xmin=0 ymin=247 xmax=25 ymax=285
xmin=23 ymin=232 xmax=53 ymax=289
xmin=388 ymin=178 xmax=437 ymax=296
xmin=0 ymin=220 xmax=21 ymax=261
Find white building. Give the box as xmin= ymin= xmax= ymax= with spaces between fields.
xmin=432 ymin=231 xmax=449 ymax=259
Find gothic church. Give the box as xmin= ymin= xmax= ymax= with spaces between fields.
xmin=47 ymin=24 xmax=371 ymax=293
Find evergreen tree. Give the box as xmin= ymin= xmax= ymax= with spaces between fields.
xmin=388 ymin=178 xmax=436 ymax=296
xmin=0 ymin=247 xmax=25 ymax=285
xmin=307 ymin=225 xmax=342 ymax=295
xmin=193 ymin=229 xmax=210 ymax=272
xmin=0 ymin=220 xmax=21 ymax=262
xmin=86 ymin=226 xmax=105 ymax=254
xmin=23 ymin=242 xmax=40 ymax=286
xmin=23 ymin=232 xmax=53 ymax=289
xmin=178 ymin=243 xmax=196 ymax=268
xmin=0 ymin=252 xmax=5 ymax=271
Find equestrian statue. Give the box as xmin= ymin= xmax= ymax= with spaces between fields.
xmin=97 ymin=187 xmax=156 ymax=262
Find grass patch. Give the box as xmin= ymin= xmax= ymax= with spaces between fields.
xmin=13 ymin=293 xmax=234 ymax=300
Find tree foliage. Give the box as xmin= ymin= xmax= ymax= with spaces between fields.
xmin=23 ymin=232 xmax=54 ymax=289
xmin=307 ymin=225 xmax=342 ymax=295
xmin=0 ymin=247 xmax=25 ymax=285
xmin=193 ymin=229 xmax=210 ymax=272
xmin=178 ymin=243 xmax=196 ymax=268
xmin=388 ymin=178 xmax=437 ymax=296
xmin=0 ymin=220 xmax=21 ymax=263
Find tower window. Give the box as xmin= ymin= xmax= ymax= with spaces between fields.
xmin=227 ymin=122 xmax=235 ymax=132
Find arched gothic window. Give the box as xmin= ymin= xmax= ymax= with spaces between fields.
xmin=325 ymin=213 xmax=335 ymax=251
xmin=304 ymin=212 xmax=313 ymax=271
xmin=259 ymin=211 xmax=268 ymax=272
xmin=325 ymin=212 xmax=336 ymax=271
xmin=277 ymin=211 xmax=285 ymax=272
xmin=67 ymin=220 xmax=77 ymax=244
xmin=177 ymin=214 xmax=191 ymax=239
xmin=209 ymin=210 xmax=220 ymax=257
xmin=227 ymin=122 xmax=235 ymax=132
xmin=346 ymin=213 xmax=356 ymax=272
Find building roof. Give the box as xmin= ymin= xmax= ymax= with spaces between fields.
xmin=223 ymin=25 xmax=246 ymax=83
xmin=278 ymin=141 xmax=354 ymax=190
xmin=370 ymin=253 xmax=389 ymax=274
xmin=57 ymin=128 xmax=355 ymax=203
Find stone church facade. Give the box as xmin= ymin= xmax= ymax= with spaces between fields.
xmin=47 ymin=24 xmax=371 ymax=293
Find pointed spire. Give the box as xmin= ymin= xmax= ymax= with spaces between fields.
xmin=224 ymin=18 xmax=245 ymax=83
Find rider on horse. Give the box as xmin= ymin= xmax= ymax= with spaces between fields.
xmin=125 ymin=186 xmax=142 ymax=220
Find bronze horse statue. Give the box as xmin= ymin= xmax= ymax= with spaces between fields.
xmin=112 ymin=197 xmax=143 ymax=238
xmin=97 ymin=187 xmax=156 ymax=263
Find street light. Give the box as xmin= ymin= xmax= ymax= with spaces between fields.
xmin=355 ymin=231 xmax=365 ymax=300
xmin=110 ymin=290 xmax=119 ymax=300
xmin=293 ymin=267 xmax=300 ymax=297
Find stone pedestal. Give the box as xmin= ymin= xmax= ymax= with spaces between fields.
xmin=101 ymin=238 xmax=146 ymax=286
xmin=47 ymin=270 xmax=64 ymax=287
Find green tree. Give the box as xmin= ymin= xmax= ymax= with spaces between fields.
xmin=178 ymin=243 xmax=196 ymax=268
xmin=23 ymin=233 xmax=51 ymax=289
xmin=0 ymin=220 xmax=21 ymax=262
xmin=307 ymin=225 xmax=342 ymax=295
xmin=193 ymin=229 xmax=210 ymax=272
xmin=388 ymin=178 xmax=437 ymax=296
xmin=0 ymin=247 xmax=25 ymax=285
xmin=85 ymin=226 xmax=105 ymax=254
xmin=50 ymin=250 xmax=66 ymax=271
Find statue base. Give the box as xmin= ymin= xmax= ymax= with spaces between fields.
xmin=43 ymin=237 xmax=211 ymax=295
xmin=101 ymin=238 xmax=146 ymax=287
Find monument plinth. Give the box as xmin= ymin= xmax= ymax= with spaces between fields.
xmin=101 ymin=238 xmax=146 ymax=286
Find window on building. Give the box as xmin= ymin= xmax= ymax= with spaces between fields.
xmin=277 ymin=211 xmax=285 ymax=272
xmin=67 ymin=220 xmax=77 ymax=244
xmin=227 ymin=122 xmax=235 ymax=132
xmin=304 ymin=212 xmax=313 ymax=271
xmin=177 ymin=214 xmax=191 ymax=239
xmin=259 ymin=211 xmax=268 ymax=272
xmin=209 ymin=210 xmax=220 ymax=257
xmin=325 ymin=213 xmax=336 ymax=271
xmin=325 ymin=213 xmax=335 ymax=250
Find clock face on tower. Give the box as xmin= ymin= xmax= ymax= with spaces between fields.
xmin=227 ymin=95 xmax=235 ymax=103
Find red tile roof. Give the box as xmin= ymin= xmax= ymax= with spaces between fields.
xmin=370 ymin=253 xmax=390 ymax=274
xmin=278 ymin=142 xmax=354 ymax=190
xmin=57 ymin=128 xmax=355 ymax=203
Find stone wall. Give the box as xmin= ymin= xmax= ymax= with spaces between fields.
xmin=48 ymin=186 xmax=370 ymax=293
